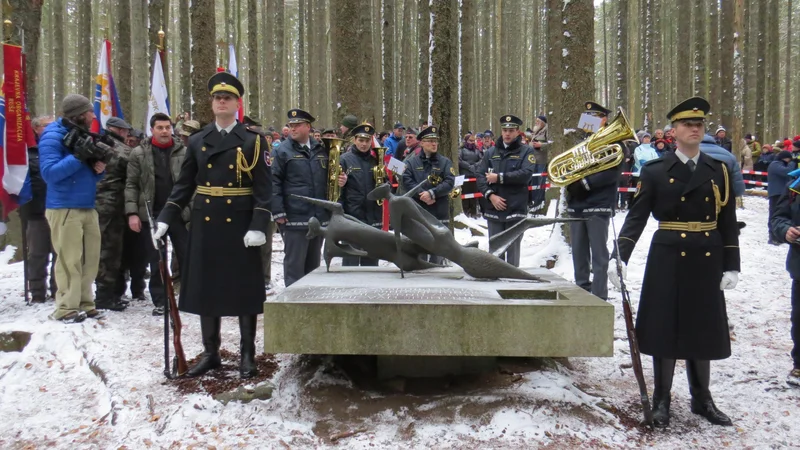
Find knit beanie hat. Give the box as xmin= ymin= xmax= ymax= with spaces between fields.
xmin=537 ymin=115 xmax=547 ymax=124
xmin=62 ymin=94 xmax=93 ymax=119
xmin=715 ymin=126 xmax=726 ymax=135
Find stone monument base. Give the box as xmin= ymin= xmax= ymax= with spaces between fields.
xmin=264 ymin=266 xmax=614 ymax=377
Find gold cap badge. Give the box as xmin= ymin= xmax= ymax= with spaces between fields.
xmin=432 ymin=127 xmax=436 ymax=132
xmin=506 ymin=116 xmax=511 ymax=122
xmin=291 ymin=111 xmax=297 ymax=117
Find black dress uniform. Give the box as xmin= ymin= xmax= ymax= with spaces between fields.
xmin=157 ymin=72 xmax=272 ymax=378
xmin=615 ymin=97 xmax=739 ymax=427
xmin=271 ymin=108 xmax=330 ymax=287
xmin=339 ymin=124 xmax=382 ymax=266
xmin=475 ymin=115 xmax=536 ymax=267
xmin=401 ymin=126 xmax=455 ymax=223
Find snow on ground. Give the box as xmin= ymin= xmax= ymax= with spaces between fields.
xmin=0 ymin=195 xmax=798 ymax=449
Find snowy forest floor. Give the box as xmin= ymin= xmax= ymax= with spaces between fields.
xmin=0 ymin=196 xmax=798 ymax=449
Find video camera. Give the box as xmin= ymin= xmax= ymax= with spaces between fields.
xmin=62 ymin=119 xmax=114 ymax=165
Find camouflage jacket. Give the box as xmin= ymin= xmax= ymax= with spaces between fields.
xmin=125 ymin=139 xmax=190 ymax=222
xmin=95 ymin=138 xmax=132 ymax=215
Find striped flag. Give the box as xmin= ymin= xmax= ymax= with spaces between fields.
xmin=91 ymin=39 xmax=124 ymax=133
xmin=228 ymin=44 xmax=244 ymax=121
xmin=146 ymin=51 xmax=170 ymax=136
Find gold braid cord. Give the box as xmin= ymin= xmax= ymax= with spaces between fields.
xmin=712 ymin=163 xmax=730 ymax=216
xmin=236 ymin=136 xmax=260 ymax=186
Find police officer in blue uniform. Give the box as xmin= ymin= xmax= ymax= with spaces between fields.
xmin=154 ymin=72 xmax=272 ymax=379
xmin=475 ymin=115 xmax=537 ymax=267
xmin=271 ymin=109 xmax=330 ymax=286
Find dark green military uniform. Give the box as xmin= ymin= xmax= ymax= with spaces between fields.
xmin=94 ymin=134 xmax=132 ymax=307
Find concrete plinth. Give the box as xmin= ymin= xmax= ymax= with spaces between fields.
xmin=264 ymin=266 xmax=613 ymax=360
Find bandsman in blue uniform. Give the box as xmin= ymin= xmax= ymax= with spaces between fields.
xmin=338 ymin=123 xmax=382 ymax=266
xmin=475 ymin=114 xmax=537 ymax=267
xmin=154 ymin=72 xmax=272 ymax=379
xmin=611 ymin=97 xmax=740 ymax=428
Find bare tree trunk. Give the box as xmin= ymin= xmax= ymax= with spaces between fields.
xmin=297 ymin=0 xmax=306 ymax=108
xmin=331 ymin=0 xmax=376 ymax=124
xmin=602 ymin=0 xmax=610 ymax=106
xmin=52 ymin=0 xmax=66 ymax=107
xmin=114 ymin=0 xmax=131 ymax=120
xmin=676 ymin=0 xmax=692 ymax=100
xmin=461 ymin=0 xmax=474 ymax=134
xmin=246 ymin=0 xmax=259 ymax=119
xmin=731 ymin=0 xmax=745 ymax=172
xmin=179 ymin=0 xmax=191 ymax=116
xmin=753 ymin=0 xmax=766 ymax=141
xmin=742 ymin=0 xmax=755 ymax=134
xmin=429 ymin=0 xmax=462 ymax=220
xmin=652 ymin=0 xmax=664 ymax=129
xmin=765 ymin=0 xmax=780 ymax=140
xmin=784 ymin=0 xmax=793 ymax=138
xmin=615 ymin=0 xmax=628 ymax=113
xmin=642 ymin=0 xmax=653 ymax=130
xmin=563 ymin=0 xmax=595 ymax=121
xmin=417 ymin=0 xmax=430 ymax=123
xmin=720 ymin=0 xmax=736 ymax=132
xmin=130 ymin=1 xmax=148 ymax=128
xmin=76 ymin=0 xmax=92 ymax=99
xmin=191 ymin=0 xmax=216 ymax=124
xmin=708 ymin=0 xmax=720 ymax=127
xmin=693 ymin=0 xmax=706 ymax=99
xmin=544 ymin=0 xmax=563 ymax=156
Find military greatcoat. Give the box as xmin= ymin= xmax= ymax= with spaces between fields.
xmin=616 ymin=150 xmax=740 ymax=360
xmin=158 ymin=122 xmax=272 ymax=316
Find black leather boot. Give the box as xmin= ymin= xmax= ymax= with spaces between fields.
xmin=687 ymin=360 xmax=732 ymax=426
xmin=186 ymin=316 xmax=222 ymax=377
xmin=239 ymin=315 xmax=259 ymax=378
xmin=651 ymin=357 xmax=676 ymax=428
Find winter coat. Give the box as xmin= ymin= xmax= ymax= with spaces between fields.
xmin=633 ymin=143 xmax=660 ymax=172
xmin=271 ymin=136 xmax=331 ymax=229
xmin=700 ymin=135 xmax=746 ymax=197
xmin=458 ymin=145 xmax=482 ymax=178
xmin=96 ymin=136 xmax=132 ymax=216
xmin=401 ymin=150 xmax=455 ymax=221
xmin=475 ymin=136 xmax=537 ymax=222
xmin=19 ymin=147 xmax=47 ymax=220
xmin=38 ymin=118 xmax=104 ymax=209
xmin=125 ymin=139 xmax=189 ymax=222
xmin=715 ymin=136 xmax=733 ymax=152
xmin=564 ymin=165 xmax=621 ymax=216
xmin=339 ymin=147 xmax=383 ymax=227
xmin=384 ymin=134 xmax=403 ymax=158
xmin=768 ymin=159 xmax=795 ymax=198
xmin=739 ymin=138 xmax=754 ymax=171
xmin=770 ymin=191 xmax=800 ymax=279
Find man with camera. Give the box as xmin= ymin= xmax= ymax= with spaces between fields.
xmin=38 ymin=94 xmax=109 ymax=323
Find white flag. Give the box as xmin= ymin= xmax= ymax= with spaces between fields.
xmin=228 ymin=44 xmax=238 ymax=77
xmin=146 ymin=52 xmax=170 ymax=136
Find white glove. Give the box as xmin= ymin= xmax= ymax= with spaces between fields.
xmin=720 ymin=271 xmax=739 ymax=290
xmin=153 ymin=222 xmax=169 ymax=240
xmin=608 ymin=259 xmax=627 ymax=290
xmin=243 ymin=230 xmax=267 ymax=247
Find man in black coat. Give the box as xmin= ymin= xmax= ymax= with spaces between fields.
xmin=566 ymin=102 xmax=619 ymax=300
xmin=271 ymin=108 xmax=330 ymax=287
xmin=475 ymin=115 xmax=537 ymax=266
xmin=611 ymin=97 xmax=740 ymax=427
xmin=769 ymin=182 xmax=800 ymax=387
xmin=154 ymin=72 xmax=272 ymax=379
xmin=339 ymin=123 xmax=382 ymax=266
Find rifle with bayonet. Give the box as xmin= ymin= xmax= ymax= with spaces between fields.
xmin=145 ymin=201 xmax=188 ymax=379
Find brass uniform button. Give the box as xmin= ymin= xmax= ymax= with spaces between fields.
xmin=237 ymin=147 xmax=242 ymax=151
xmin=202 ymin=146 xmax=207 ymax=152
xmin=705 ymin=232 xmax=710 ymax=237
xmin=228 ymin=182 xmax=233 ymax=187
xmin=205 ymin=199 xmax=210 ymax=204
xmin=207 ymin=164 xmax=212 ymax=168
xmin=226 ymin=218 xmax=232 ymax=223
xmin=205 ymin=216 xmax=210 ymax=222
xmin=705 ymin=252 xmax=711 ymax=256
xmin=705 ymin=197 xmax=709 ymax=202
xmin=227 ymin=199 xmax=232 ymax=204
xmin=206 ymin=181 xmax=211 ymax=186
xmin=680 ymin=233 xmax=686 ymax=238
xmin=681 ymin=252 xmax=686 ymax=257
xmin=681 ymin=197 xmax=686 ymax=202
xmin=229 ymin=164 xmax=234 ymax=169
xmin=669 ymin=178 xmax=674 ymax=183
xmin=706 ymin=215 xmax=711 ymax=220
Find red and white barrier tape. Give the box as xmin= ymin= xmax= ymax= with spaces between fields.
xmin=743 ymin=180 xmax=768 ymax=186
xmin=741 ymin=170 xmax=768 ymax=176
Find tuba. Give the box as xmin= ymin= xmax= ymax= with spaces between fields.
xmin=373 ymin=147 xmax=387 ymax=205
xmin=323 ymin=137 xmax=347 ymax=202
xmin=547 ymin=107 xmax=638 ymax=187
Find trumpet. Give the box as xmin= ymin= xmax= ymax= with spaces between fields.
xmin=449 ymin=186 xmax=462 ymax=199
xmin=323 ymin=137 xmax=347 ymax=202
xmin=373 ymin=147 xmax=387 ymax=205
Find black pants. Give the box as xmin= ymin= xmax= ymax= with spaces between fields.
xmin=143 ymin=221 xmax=188 ymax=307
xmin=769 ymin=196 xmax=780 ymax=241
xmin=792 ymin=280 xmax=800 ymax=368
xmin=487 ymin=218 xmax=524 ymax=267
xmin=25 ymin=217 xmax=57 ymax=300
xmin=260 ymin=221 xmax=275 ymax=283
xmin=117 ymin=226 xmax=148 ymax=297
xmin=282 ymin=227 xmax=322 ymax=287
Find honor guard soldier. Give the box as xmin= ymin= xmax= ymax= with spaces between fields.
xmin=153 ymin=72 xmax=272 ymax=379
xmin=565 ymin=101 xmax=620 ymax=301
xmin=401 ymin=126 xmax=455 ymax=263
xmin=338 ymin=123 xmax=382 ymax=266
xmin=610 ymin=97 xmax=740 ymax=428
xmin=271 ymin=108 xmax=330 ymax=287
xmin=475 ymin=115 xmax=537 ymax=267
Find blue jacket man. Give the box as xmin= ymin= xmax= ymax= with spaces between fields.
xmin=383 ymin=123 xmax=405 ymax=157
xmin=38 ymin=94 xmax=106 ymax=323
xmin=700 ymin=135 xmax=745 ymax=197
